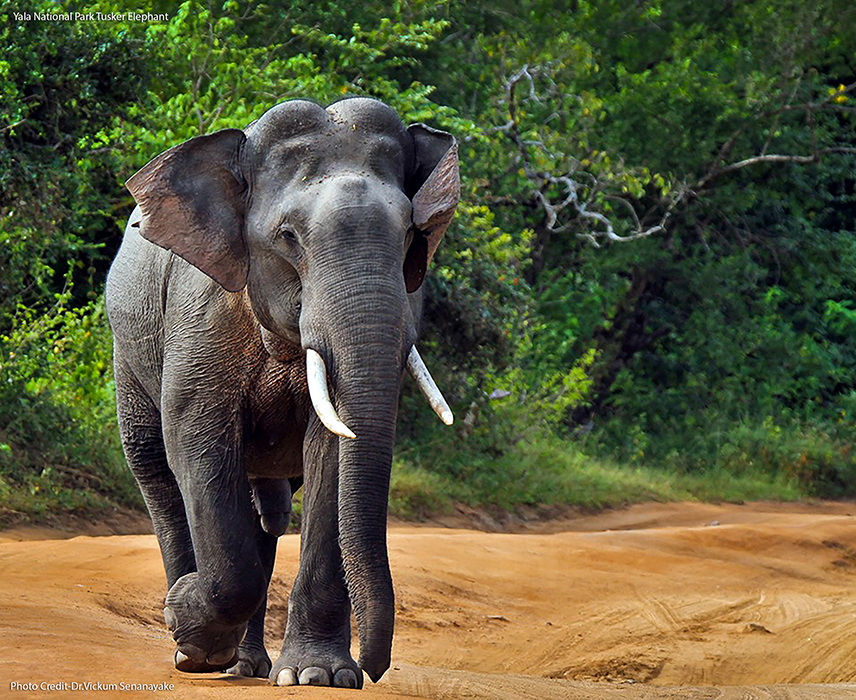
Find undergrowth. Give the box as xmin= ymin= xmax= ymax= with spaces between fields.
xmin=390 ymin=381 xmax=813 ymax=521
xmin=0 ymin=297 xmax=842 ymax=529
xmin=0 ymin=293 xmax=141 ymax=526
xmin=389 ymin=430 xmax=805 ymax=521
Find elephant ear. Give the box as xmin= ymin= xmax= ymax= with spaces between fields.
xmin=125 ymin=129 xmax=249 ymax=292
xmin=403 ymin=124 xmax=460 ymax=293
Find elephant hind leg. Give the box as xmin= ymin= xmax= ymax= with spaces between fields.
xmin=114 ymin=355 xmax=195 ymax=589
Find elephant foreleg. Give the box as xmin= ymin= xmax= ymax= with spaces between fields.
xmin=170 ymin=522 xmax=278 ymax=677
xmin=224 ymin=513 xmax=279 ymax=677
xmin=118 ymin=354 xmax=268 ymax=675
xmin=270 ymin=416 xmax=362 ymax=689
xmin=160 ymin=382 xmax=268 ymax=671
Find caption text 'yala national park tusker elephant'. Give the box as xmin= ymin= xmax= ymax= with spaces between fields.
xmin=105 ymin=98 xmax=459 ymax=689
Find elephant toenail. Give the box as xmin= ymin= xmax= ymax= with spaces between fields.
xmin=275 ymin=668 xmax=298 ymax=686
xmin=226 ymin=660 xmax=253 ymax=676
xmin=207 ymin=647 xmax=237 ymax=667
xmin=176 ymin=643 xmax=206 ymax=664
xmin=163 ymin=606 xmax=177 ymax=629
xmin=333 ymin=668 xmax=360 ymax=688
xmin=299 ymin=666 xmax=331 ymax=686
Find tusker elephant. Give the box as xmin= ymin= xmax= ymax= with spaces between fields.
xmin=105 ymin=98 xmax=458 ymax=689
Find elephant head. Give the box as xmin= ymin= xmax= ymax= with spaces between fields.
xmin=124 ymin=98 xmax=458 ymax=681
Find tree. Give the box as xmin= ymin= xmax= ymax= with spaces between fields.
xmin=0 ymin=0 xmax=149 ymax=319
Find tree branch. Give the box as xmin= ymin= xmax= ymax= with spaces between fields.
xmin=494 ymin=63 xmax=856 ymax=249
xmin=695 ymin=77 xmax=856 ymax=192
xmin=0 ymin=119 xmax=26 ymax=134
xmin=698 ymin=148 xmax=856 ymax=189
xmin=495 ymin=64 xmax=669 ymax=247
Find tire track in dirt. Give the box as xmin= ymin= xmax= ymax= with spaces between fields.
xmin=383 ymin=664 xmax=856 ymax=700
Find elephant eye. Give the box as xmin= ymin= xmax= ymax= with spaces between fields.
xmin=277 ymin=224 xmax=298 ymax=242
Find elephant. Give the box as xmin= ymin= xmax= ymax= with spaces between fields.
xmin=104 ymin=97 xmax=459 ymax=689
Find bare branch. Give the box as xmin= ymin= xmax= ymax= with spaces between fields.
xmin=0 ymin=119 xmax=26 ymax=134
xmin=692 ymin=78 xmax=856 ymax=194
xmin=605 ymin=195 xmax=642 ymax=229
xmin=494 ymin=64 xmax=668 ymax=247
xmin=494 ymin=62 xmax=856 ymax=250
xmin=698 ymin=147 xmax=856 ymax=188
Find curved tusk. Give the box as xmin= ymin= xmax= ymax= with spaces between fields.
xmin=407 ymin=346 xmax=454 ymax=426
xmin=306 ymin=349 xmax=356 ymax=439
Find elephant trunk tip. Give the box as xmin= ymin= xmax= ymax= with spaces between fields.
xmin=348 ymin=575 xmax=394 ymax=684
xmin=360 ymin=647 xmax=392 ymax=684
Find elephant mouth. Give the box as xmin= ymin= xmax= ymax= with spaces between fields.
xmin=304 ymin=346 xmax=453 ymax=439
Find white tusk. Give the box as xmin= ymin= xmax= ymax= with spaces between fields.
xmin=407 ymin=346 xmax=454 ymax=426
xmin=306 ymin=349 xmax=356 ymax=439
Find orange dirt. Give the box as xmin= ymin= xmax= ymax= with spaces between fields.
xmin=3 ymin=501 xmax=856 ymax=699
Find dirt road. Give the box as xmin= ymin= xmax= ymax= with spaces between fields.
xmin=3 ymin=501 xmax=856 ymax=699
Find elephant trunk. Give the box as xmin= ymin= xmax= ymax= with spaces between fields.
xmin=303 ymin=275 xmax=409 ymax=683
xmin=336 ymin=368 xmax=398 ymax=683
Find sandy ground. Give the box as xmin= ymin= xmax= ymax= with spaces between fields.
xmin=3 ymin=501 xmax=856 ymax=699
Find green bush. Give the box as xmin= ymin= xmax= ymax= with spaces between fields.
xmin=0 ymin=291 xmax=140 ymax=524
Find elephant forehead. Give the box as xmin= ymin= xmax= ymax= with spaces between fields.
xmin=326 ymin=98 xmax=410 ymax=141
xmin=254 ymin=132 xmax=409 ymax=190
xmin=246 ymin=98 xmax=412 ymax=185
xmin=325 ymin=98 xmax=412 ymax=173
xmin=248 ymin=99 xmax=329 ymax=143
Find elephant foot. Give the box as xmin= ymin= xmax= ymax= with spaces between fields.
xmin=173 ymin=643 xmax=271 ymax=677
xmin=270 ymin=642 xmax=362 ymax=689
xmin=226 ymin=644 xmax=272 ymax=678
xmin=164 ymin=573 xmax=250 ymax=672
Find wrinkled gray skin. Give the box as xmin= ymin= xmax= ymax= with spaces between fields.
xmin=105 ymin=98 xmax=459 ymax=688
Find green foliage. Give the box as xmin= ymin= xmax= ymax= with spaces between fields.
xmin=111 ymin=0 xmax=477 ymax=163
xmin=0 ymin=0 xmax=149 ymax=318
xmin=391 ymin=428 xmax=803 ymax=518
xmin=420 ymin=0 xmax=856 ymax=502
xmin=421 ymin=203 xmax=530 ymax=379
xmin=389 ymin=460 xmax=454 ymax=519
xmin=3 ymin=0 xmax=856 ymax=524
xmin=0 ymin=290 xmax=140 ymax=524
